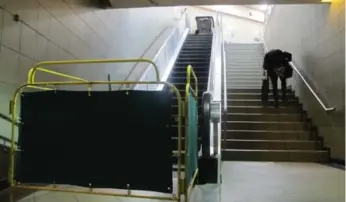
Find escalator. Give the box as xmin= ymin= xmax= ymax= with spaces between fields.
xmin=165 ymin=34 xmax=213 ymax=170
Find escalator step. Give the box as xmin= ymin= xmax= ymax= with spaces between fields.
xmin=175 ymin=62 xmax=210 ymax=65
xmin=176 ymin=59 xmax=210 ymax=63
xmin=178 ymin=53 xmax=211 ymax=58
xmin=163 ymin=34 xmax=211 ymax=168
xmin=168 ymin=77 xmax=209 ymax=83
xmin=169 ymin=72 xmax=209 ymax=77
xmin=172 ymin=67 xmax=210 ymax=71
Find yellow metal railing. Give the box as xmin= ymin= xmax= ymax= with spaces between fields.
xmin=9 ymin=81 xmax=183 ymax=201
xmin=186 ymin=65 xmax=198 ymax=97
xmin=184 ymin=65 xmax=199 ymax=201
xmin=8 ymin=58 xmax=185 ymax=201
xmin=27 ymin=58 xmax=160 ymax=84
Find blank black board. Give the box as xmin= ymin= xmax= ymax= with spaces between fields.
xmin=17 ymin=90 xmax=174 ymax=193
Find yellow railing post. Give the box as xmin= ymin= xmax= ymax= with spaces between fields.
xmin=184 ymin=65 xmax=199 ymax=201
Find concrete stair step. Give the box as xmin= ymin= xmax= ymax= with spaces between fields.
xmin=225 ymin=77 xmax=264 ymax=81
xmin=223 ymin=130 xmax=314 ymax=140
xmin=227 ymin=93 xmax=296 ymax=99
xmin=226 ymin=60 xmax=263 ymax=63
xmin=227 ymin=73 xmax=262 ymax=77
xmin=226 ymin=66 xmax=262 ymax=69
xmin=226 ymin=54 xmax=263 ymax=56
xmin=226 ymin=54 xmax=263 ymax=57
xmin=221 ymin=149 xmax=329 ymax=162
xmin=226 ymin=47 xmax=263 ymax=49
xmin=222 ymin=139 xmax=322 ymax=150
xmin=227 ymin=68 xmax=262 ymax=71
xmin=228 ymin=99 xmax=299 ymax=106
xmin=227 ymin=70 xmax=262 ymax=73
xmin=227 ymin=81 xmax=263 ymax=86
xmin=227 ymin=57 xmax=263 ymax=59
xmin=227 ymin=106 xmax=302 ymax=114
xmin=227 ymin=70 xmax=262 ymax=74
xmin=227 ymin=113 xmax=302 ymax=122
xmin=227 ymin=89 xmax=293 ymax=93
xmin=227 ymin=121 xmax=307 ymax=131
xmin=226 ymin=49 xmax=264 ymax=52
xmin=224 ymin=85 xmax=262 ymax=89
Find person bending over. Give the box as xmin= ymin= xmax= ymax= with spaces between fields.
xmin=262 ymin=49 xmax=292 ymax=108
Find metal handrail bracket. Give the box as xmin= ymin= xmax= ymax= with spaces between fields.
xmin=262 ymin=42 xmax=335 ymax=111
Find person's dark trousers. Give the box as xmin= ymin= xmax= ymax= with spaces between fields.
xmin=268 ymin=71 xmax=287 ymax=107
xmin=261 ymin=78 xmax=269 ymax=102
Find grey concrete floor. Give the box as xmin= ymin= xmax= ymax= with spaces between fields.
xmin=221 ymin=161 xmax=345 ymax=202
xmin=0 ymin=162 xmax=344 ymax=202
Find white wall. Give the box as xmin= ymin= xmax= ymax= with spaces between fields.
xmin=0 ymin=0 xmax=178 ymax=140
xmin=264 ymin=1 xmax=345 ymax=160
xmin=200 ymin=5 xmax=265 ymax=23
xmin=187 ymin=6 xmax=264 ymax=43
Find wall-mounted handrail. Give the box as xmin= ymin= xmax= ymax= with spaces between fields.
xmin=263 ymin=43 xmax=335 ymax=111
xmin=289 ymin=62 xmax=335 ymax=111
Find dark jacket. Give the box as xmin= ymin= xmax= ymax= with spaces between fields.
xmin=263 ymin=49 xmax=292 ymax=77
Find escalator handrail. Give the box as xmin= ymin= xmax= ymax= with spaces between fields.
xmin=263 ymin=42 xmax=335 ymax=112
xmin=207 ymin=13 xmax=222 ymax=99
xmin=221 ymin=21 xmax=227 ymax=113
xmin=207 ymin=28 xmax=216 ymax=92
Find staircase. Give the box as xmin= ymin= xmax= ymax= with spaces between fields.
xmin=222 ymin=43 xmax=329 ymax=162
xmin=165 ymin=34 xmax=212 ymax=169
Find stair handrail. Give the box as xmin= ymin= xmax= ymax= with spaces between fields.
xmin=263 ymin=42 xmax=335 ymax=112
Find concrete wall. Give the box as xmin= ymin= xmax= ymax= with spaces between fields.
xmin=187 ymin=6 xmax=264 ymax=43
xmin=264 ymin=1 xmax=345 ymax=160
xmin=199 ymin=5 xmax=265 ymax=23
xmin=0 ymin=0 xmax=177 ymax=141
